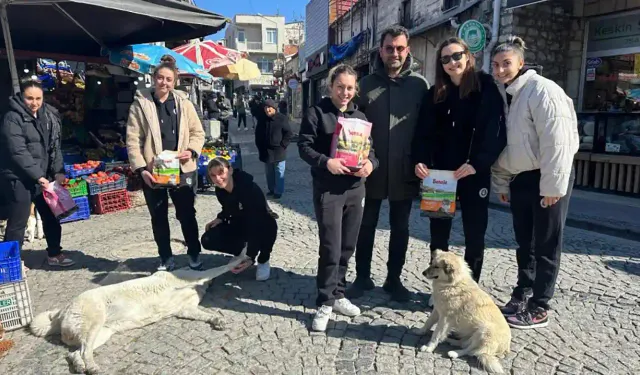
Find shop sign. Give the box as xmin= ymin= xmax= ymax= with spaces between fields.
xmin=586 ymin=68 xmax=596 ymax=81
xmin=306 ymin=46 xmax=328 ymax=77
xmin=288 ymin=78 xmax=299 ymax=89
xmin=457 ymin=20 xmax=486 ymax=54
xmin=588 ymin=14 xmax=640 ymax=53
xmin=586 ymin=58 xmax=602 ymax=68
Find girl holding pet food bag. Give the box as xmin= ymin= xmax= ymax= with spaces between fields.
xmin=126 ymin=55 xmax=205 ymax=272
xmin=413 ymin=37 xmax=506 ymax=283
xmin=298 ymin=64 xmax=378 ymax=332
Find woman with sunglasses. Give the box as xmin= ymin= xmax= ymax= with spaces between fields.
xmin=413 ymin=37 xmax=506 ymax=283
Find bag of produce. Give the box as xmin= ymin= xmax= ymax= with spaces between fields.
xmin=329 ymin=117 xmax=373 ymax=171
xmin=420 ymin=170 xmax=457 ymax=219
xmin=43 ymin=182 xmax=79 ymax=220
xmin=153 ymin=151 xmax=181 ymax=188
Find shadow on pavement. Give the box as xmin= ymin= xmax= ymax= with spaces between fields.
xmin=604 ymin=259 xmax=640 ymax=276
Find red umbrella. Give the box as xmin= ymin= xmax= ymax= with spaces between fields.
xmin=173 ymin=40 xmax=243 ymax=71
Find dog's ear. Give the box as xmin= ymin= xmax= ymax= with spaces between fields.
xmin=443 ymin=260 xmax=455 ymax=276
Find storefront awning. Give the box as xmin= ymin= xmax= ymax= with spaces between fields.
xmin=505 ymin=0 xmax=552 ymax=10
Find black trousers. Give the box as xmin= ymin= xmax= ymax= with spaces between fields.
xmin=200 ymin=215 xmax=277 ymax=263
xmin=355 ymin=198 xmax=413 ymax=281
xmin=221 ymin=119 xmax=230 ymax=142
xmin=314 ymin=185 xmax=365 ymax=307
xmin=429 ymin=173 xmax=490 ymax=282
xmin=509 ymin=169 xmax=574 ymax=310
xmin=0 ymin=179 xmax=62 ymax=257
xmin=237 ymin=113 xmax=247 ymax=129
xmin=143 ymin=178 xmax=201 ymax=261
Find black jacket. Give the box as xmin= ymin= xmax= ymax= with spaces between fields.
xmin=215 ymin=170 xmax=273 ymax=235
xmin=413 ymin=71 xmax=506 ymax=175
xmin=255 ymin=112 xmax=292 ymax=163
xmin=298 ymin=97 xmax=379 ymax=193
xmin=0 ymin=94 xmax=63 ymax=185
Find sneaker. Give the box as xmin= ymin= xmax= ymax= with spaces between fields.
xmin=48 ymin=254 xmax=75 ymax=267
xmin=244 ymin=128 xmax=249 ymax=131
xmin=333 ymin=298 xmax=361 ymax=317
xmin=345 ymin=277 xmax=375 ymax=299
xmin=383 ymin=278 xmax=411 ymax=302
xmin=500 ymin=297 xmax=528 ymax=317
xmin=266 ymin=191 xmax=275 ymax=197
xmin=312 ymin=305 xmax=333 ymax=332
xmin=189 ymin=255 xmax=203 ymax=271
xmin=157 ymin=257 xmax=175 ymax=272
xmin=256 ymin=262 xmax=271 ymax=281
xmin=507 ymin=307 xmax=549 ymax=330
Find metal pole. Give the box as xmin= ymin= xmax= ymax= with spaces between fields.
xmin=0 ymin=3 xmax=20 ymax=94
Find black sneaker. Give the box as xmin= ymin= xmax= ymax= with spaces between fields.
xmin=189 ymin=255 xmax=203 ymax=271
xmin=500 ymin=297 xmax=528 ymax=317
xmin=346 ymin=277 xmax=375 ymax=299
xmin=383 ymin=279 xmax=411 ymax=302
xmin=507 ymin=306 xmax=549 ymax=330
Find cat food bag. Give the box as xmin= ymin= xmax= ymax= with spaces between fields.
xmin=420 ymin=170 xmax=457 ymax=219
xmin=153 ymin=151 xmax=181 ymax=188
xmin=329 ymin=117 xmax=373 ymax=171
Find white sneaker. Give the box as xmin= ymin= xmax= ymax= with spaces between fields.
xmin=333 ymin=298 xmax=361 ymax=317
xmin=256 ymin=262 xmax=271 ymax=281
xmin=312 ymin=305 xmax=333 ymax=332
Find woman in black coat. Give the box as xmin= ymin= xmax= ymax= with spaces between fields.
xmin=200 ymin=157 xmax=278 ymax=281
xmin=413 ymin=37 xmax=506 ymax=283
xmin=0 ymin=80 xmax=75 ymax=267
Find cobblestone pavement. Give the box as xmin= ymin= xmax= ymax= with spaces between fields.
xmin=2 ymin=125 xmax=639 ymax=375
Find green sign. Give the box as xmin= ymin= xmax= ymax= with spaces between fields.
xmin=458 ymin=20 xmax=487 ymax=53
xmin=0 ymin=297 xmax=14 ymax=308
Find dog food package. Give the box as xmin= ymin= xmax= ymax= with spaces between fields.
xmin=329 ymin=117 xmax=373 ymax=171
xmin=420 ymin=170 xmax=457 ymax=219
xmin=153 ymin=151 xmax=181 ymax=188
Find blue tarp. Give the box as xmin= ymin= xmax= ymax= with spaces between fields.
xmin=329 ymin=31 xmax=366 ymax=65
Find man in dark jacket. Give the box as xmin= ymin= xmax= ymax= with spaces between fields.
xmin=348 ymin=25 xmax=430 ymax=302
xmin=255 ymin=99 xmax=292 ymax=199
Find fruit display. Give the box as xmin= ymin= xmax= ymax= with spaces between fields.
xmin=84 ymin=141 xmax=127 ymax=162
xmin=62 ymin=178 xmax=88 ymax=198
xmin=84 ymin=171 xmax=126 ymax=195
xmin=64 ymin=160 xmax=104 ymax=178
xmin=200 ymin=146 xmax=238 ymax=165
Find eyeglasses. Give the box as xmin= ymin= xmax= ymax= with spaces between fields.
xmin=384 ymin=46 xmax=407 ymax=55
xmin=440 ymin=52 xmax=465 ymax=65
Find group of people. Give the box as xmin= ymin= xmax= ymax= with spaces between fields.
xmin=298 ymin=26 xmax=578 ymax=332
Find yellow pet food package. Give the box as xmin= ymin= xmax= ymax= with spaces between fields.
xmin=420 ymin=170 xmax=457 ymax=218
xmin=153 ymin=151 xmax=181 ymax=187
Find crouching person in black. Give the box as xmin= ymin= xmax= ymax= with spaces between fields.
xmin=200 ymin=157 xmax=277 ymax=281
xmin=298 ymin=64 xmax=379 ymax=332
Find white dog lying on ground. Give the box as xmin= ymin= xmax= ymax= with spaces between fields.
xmin=415 ymin=250 xmax=511 ymax=374
xmin=30 ymin=249 xmax=249 ymax=374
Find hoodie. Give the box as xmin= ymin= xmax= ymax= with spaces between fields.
xmin=215 ymin=170 xmax=272 ymax=234
xmin=298 ymin=97 xmax=379 ymax=193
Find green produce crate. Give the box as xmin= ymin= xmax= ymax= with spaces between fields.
xmin=65 ymin=179 xmax=88 ymax=198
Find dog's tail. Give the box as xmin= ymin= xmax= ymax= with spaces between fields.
xmin=30 ymin=309 xmax=61 ymax=337
xmin=477 ymin=354 xmax=504 ymax=374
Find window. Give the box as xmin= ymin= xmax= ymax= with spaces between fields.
xmin=258 ymin=57 xmax=274 ymax=73
xmin=582 ymin=54 xmax=640 ymax=113
xmin=266 ymin=28 xmax=277 ymax=44
xmin=237 ymin=29 xmax=245 ymax=43
xmin=401 ymin=0 xmax=412 ymax=28
xmin=442 ymin=0 xmax=461 ymax=11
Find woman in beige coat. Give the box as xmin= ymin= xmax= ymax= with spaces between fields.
xmin=126 ymin=55 xmax=205 ymax=272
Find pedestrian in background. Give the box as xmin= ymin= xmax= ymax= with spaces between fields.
xmin=298 ymin=64 xmax=378 ymax=332
xmin=491 ymin=36 xmax=579 ymax=329
xmin=413 ymin=37 xmax=506 ymax=283
xmin=235 ymin=95 xmax=248 ymax=131
xmin=347 ymin=25 xmax=430 ymax=302
xmin=255 ymin=99 xmax=292 ymax=199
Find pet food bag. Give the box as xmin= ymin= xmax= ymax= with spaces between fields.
xmin=329 ymin=117 xmax=373 ymax=171
xmin=420 ymin=170 xmax=457 ymax=219
xmin=153 ymin=151 xmax=181 ymax=188
xmin=43 ymin=182 xmax=79 ymax=220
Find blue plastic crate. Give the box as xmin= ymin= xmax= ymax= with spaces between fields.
xmin=64 ymin=162 xmax=105 ymax=178
xmin=0 ymin=241 xmax=21 ymax=283
xmin=62 ymin=153 xmax=86 ymax=165
xmin=60 ymin=196 xmax=91 ymax=224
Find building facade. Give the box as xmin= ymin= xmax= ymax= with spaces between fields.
xmin=304 ymin=0 xmax=331 ymax=106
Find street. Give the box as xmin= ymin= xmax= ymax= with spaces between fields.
xmin=1 ymin=118 xmax=639 ymax=375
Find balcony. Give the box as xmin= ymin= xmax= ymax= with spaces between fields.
xmin=247 ymin=41 xmax=263 ymax=50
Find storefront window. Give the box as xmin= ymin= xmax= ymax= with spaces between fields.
xmin=582 ymin=54 xmax=640 ymax=112
xmin=578 ymin=114 xmax=596 ymax=151
xmin=602 ymin=115 xmax=640 ymax=155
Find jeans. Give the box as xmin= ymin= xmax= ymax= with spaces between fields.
xmin=265 ymin=161 xmax=286 ymax=195
xmin=237 ymin=113 xmax=247 ymax=129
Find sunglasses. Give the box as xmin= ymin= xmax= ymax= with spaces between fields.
xmin=440 ymin=52 xmax=465 ymax=65
xmin=384 ymin=46 xmax=407 ymax=54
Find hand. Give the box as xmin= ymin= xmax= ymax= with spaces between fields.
xmin=326 ymin=158 xmax=351 ymax=175
xmin=38 ymin=177 xmax=50 ymax=190
xmin=498 ymin=193 xmax=510 ymax=204
xmin=454 ymin=163 xmax=476 ymax=180
xmin=541 ymin=196 xmax=561 ymax=208
xmin=54 ymin=173 xmax=66 ymax=184
xmin=415 ymin=163 xmax=430 ymax=180
xmin=176 ymin=150 xmax=193 ymax=163
xmin=141 ymin=170 xmax=157 ymax=188
xmin=354 ymin=160 xmax=373 ymax=178
xmin=205 ymin=218 xmax=222 ymax=231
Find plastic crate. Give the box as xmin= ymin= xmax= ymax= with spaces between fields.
xmin=85 ymin=173 xmax=126 ymax=195
xmin=62 ymin=153 xmax=85 ymax=165
xmin=64 ymin=162 xmax=104 ymax=178
xmin=92 ymin=189 xmax=131 ymax=214
xmin=60 ymin=197 xmax=91 ymax=224
xmin=64 ymin=179 xmax=88 ymax=198
xmin=0 ymin=279 xmax=33 ymax=331
xmin=0 ymin=242 xmax=21 ymax=284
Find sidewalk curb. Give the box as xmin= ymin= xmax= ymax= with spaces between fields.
xmin=488 ymin=202 xmax=640 ymax=242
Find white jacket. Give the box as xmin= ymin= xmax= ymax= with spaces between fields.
xmin=492 ymin=70 xmax=579 ymax=197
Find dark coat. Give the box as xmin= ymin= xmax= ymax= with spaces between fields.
xmin=412 ymin=71 xmax=506 ymax=175
xmin=298 ymin=97 xmax=379 ymax=193
xmin=355 ymin=55 xmax=430 ymax=201
xmin=255 ymin=112 xmax=292 ymax=163
xmin=0 ymin=94 xmax=63 ymax=186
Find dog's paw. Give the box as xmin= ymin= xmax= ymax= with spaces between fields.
xmin=67 ymin=351 xmax=85 ymax=373
xmin=447 ymin=350 xmax=459 ymax=359
xmin=419 ymin=344 xmax=436 ymax=353
xmin=209 ymin=318 xmax=225 ymax=331
xmin=85 ymin=363 xmax=101 ymax=375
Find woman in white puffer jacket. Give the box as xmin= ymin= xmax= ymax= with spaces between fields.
xmin=490 ymin=36 xmax=579 ymax=330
